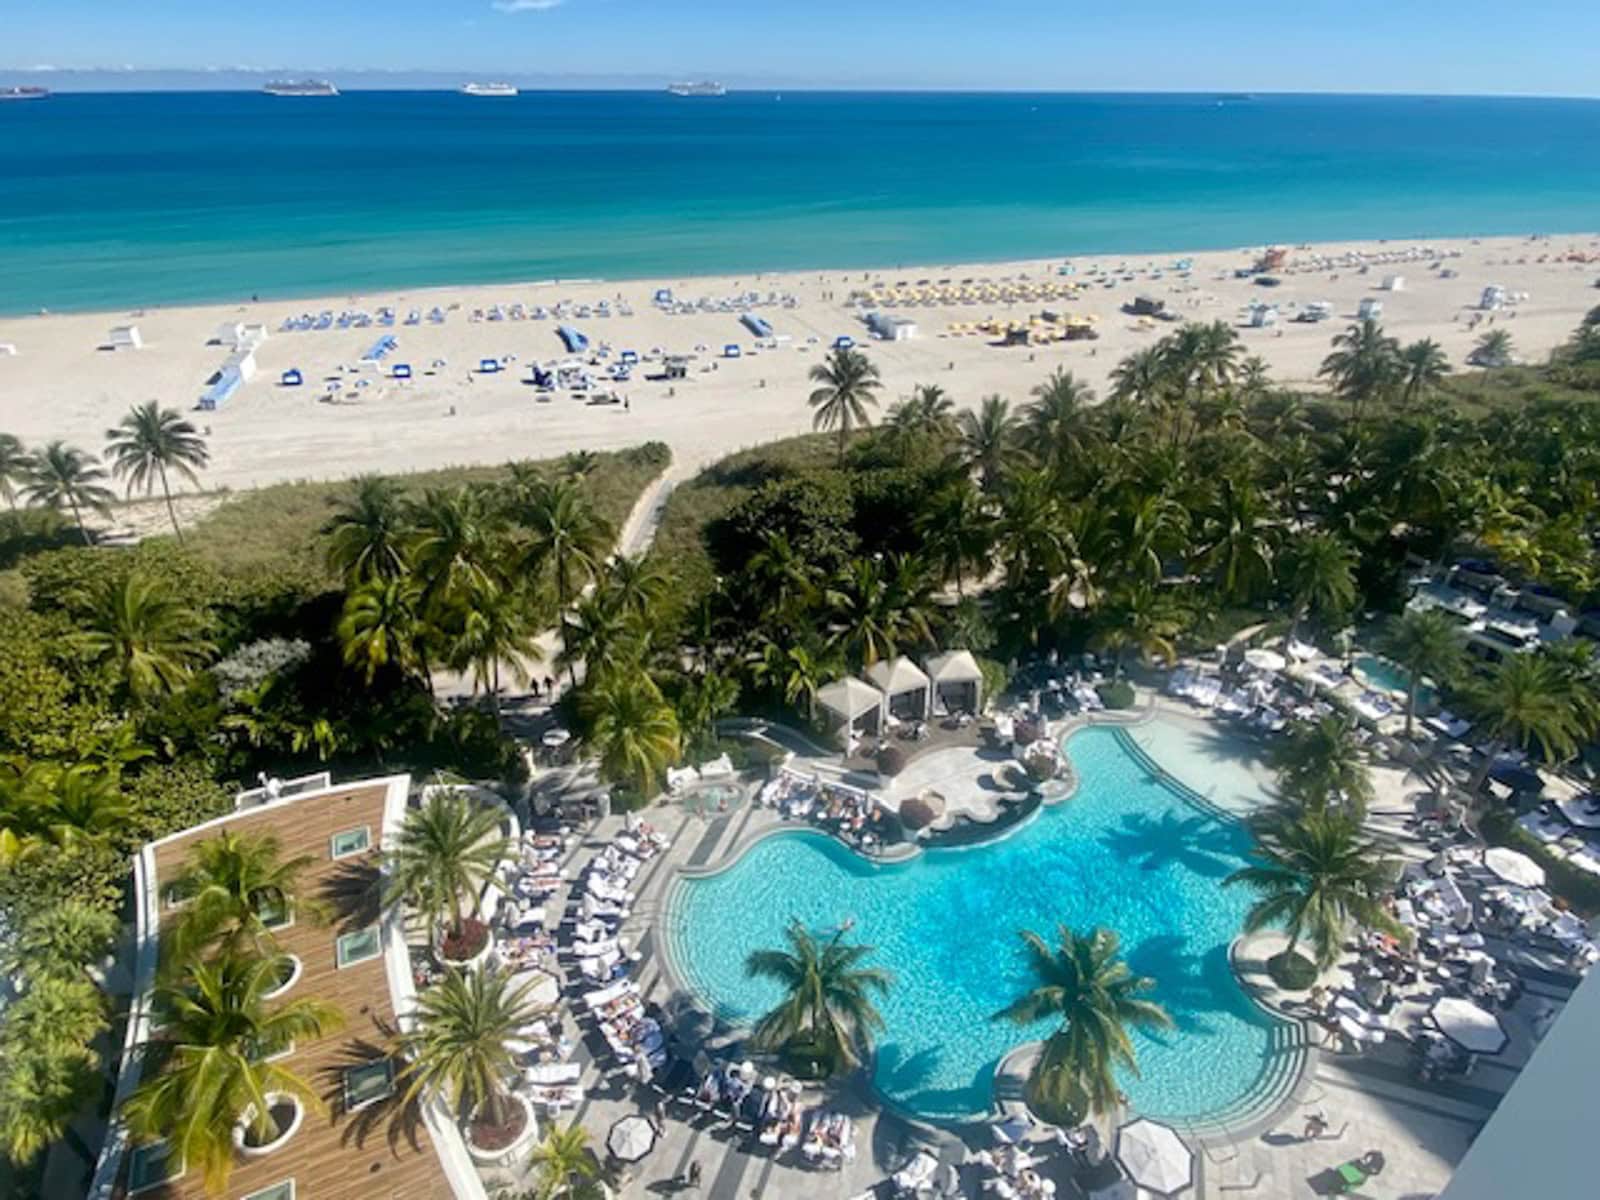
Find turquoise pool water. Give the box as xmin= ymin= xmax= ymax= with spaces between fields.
xmin=1354 ymin=655 xmax=1433 ymax=704
xmin=666 ymin=726 xmax=1285 ymax=1125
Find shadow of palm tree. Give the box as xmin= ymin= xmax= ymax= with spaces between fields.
xmin=876 ymin=1040 xmax=943 ymax=1094
xmin=318 ymin=858 xmax=384 ymax=934
xmin=1099 ymin=810 xmax=1240 ymax=879
xmin=321 ymin=1033 xmax=430 ymax=1159
xmin=1124 ymin=935 xmax=1221 ymax=1037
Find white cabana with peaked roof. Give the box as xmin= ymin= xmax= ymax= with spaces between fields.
xmin=867 ymin=655 xmax=931 ymax=721
xmin=924 ymin=649 xmax=984 ymax=715
xmin=816 ymin=677 xmax=884 ymax=748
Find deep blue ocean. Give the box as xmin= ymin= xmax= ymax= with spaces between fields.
xmin=2 ymin=90 xmax=1597 ymax=314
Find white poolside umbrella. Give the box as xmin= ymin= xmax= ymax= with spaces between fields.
xmin=1244 ymin=648 xmax=1288 ymax=673
xmin=1484 ymin=846 xmax=1545 ymax=889
xmin=1430 ymin=997 xmax=1509 ymax=1055
xmin=606 ymin=1114 xmax=657 ymax=1163
xmin=542 ymin=728 xmax=572 ymax=748
xmin=1116 ymin=1118 xmax=1194 ymax=1196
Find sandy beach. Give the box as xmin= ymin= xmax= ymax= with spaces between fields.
xmin=2 ymin=233 xmax=1597 ymax=495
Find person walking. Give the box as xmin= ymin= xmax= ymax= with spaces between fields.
xmin=686 ymin=1160 xmax=703 ymax=1189
xmin=1303 ymin=1112 xmax=1329 ymax=1141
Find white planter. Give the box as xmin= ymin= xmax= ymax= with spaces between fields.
xmin=233 ymin=1092 xmax=304 ymax=1158
xmin=436 ymin=923 xmax=496 ymax=973
xmin=465 ymin=1091 xmax=538 ymax=1165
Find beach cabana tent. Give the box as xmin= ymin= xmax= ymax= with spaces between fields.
xmin=867 ymin=656 xmax=931 ymax=721
xmin=816 ymin=677 xmax=884 ymax=748
xmin=280 ymin=368 xmax=303 ymax=387
xmin=924 ymin=650 xmax=984 ymax=715
xmin=392 ymin=363 xmax=412 ymax=380
xmin=478 ymin=358 xmax=502 ymax=374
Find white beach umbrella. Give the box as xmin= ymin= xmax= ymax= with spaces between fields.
xmin=542 ymin=728 xmax=571 ymax=748
xmin=1430 ymin=997 xmax=1509 ymax=1055
xmin=1116 ymin=1118 xmax=1194 ymax=1196
xmin=1243 ymin=648 xmax=1288 ymax=673
xmin=1484 ymin=846 xmax=1545 ymax=889
xmin=606 ymin=1114 xmax=657 ymax=1163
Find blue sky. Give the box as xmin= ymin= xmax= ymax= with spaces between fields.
xmin=6 ymin=0 xmax=1598 ymax=95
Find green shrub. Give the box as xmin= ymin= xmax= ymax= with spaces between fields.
xmin=1097 ymin=680 xmax=1137 ymax=709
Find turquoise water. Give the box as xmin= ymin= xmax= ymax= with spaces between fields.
xmin=3 ymin=91 xmax=1599 ymax=313
xmin=667 ymin=726 xmax=1285 ymax=1124
xmin=1355 ymin=654 xmax=1433 ymax=704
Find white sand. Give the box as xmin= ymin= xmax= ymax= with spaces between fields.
xmin=2 ymin=234 xmax=1597 ymax=495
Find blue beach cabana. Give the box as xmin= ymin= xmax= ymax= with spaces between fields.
xmin=392 ymin=363 xmax=412 ymax=380
xmin=478 ymin=358 xmax=502 ymax=374
xmin=557 ymin=325 xmax=590 ymax=354
xmin=280 ymin=368 xmax=303 ymax=387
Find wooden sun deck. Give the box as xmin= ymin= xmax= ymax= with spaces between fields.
xmin=123 ymin=781 xmax=452 ymax=1200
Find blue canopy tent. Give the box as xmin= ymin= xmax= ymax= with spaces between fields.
xmin=832 ymin=335 xmax=855 ymax=350
xmin=280 ymin=368 xmax=303 ymax=387
xmin=723 ymin=344 xmax=741 ymax=359
xmin=619 ymin=349 xmax=639 ymax=365
xmin=478 ymin=358 xmax=502 ymax=374
xmin=741 ymin=313 xmax=773 ymax=338
xmin=392 ymin=363 xmax=412 ymax=380
xmin=557 ymin=325 xmax=590 ymax=354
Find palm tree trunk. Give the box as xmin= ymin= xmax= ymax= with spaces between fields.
xmin=490 ymin=655 xmax=502 ymax=721
xmin=1286 ymin=602 xmax=1306 ymax=647
xmin=68 ymin=497 xmax=90 ymax=544
xmin=1404 ymin=673 xmax=1419 ymax=739
xmin=158 ymin=462 xmax=183 ymax=542
xmin=837 ymin=423 xmax=848 ymax=465
xmin=1469 ymin=739 xmax=1503 ymax=795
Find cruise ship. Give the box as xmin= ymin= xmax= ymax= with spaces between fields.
xmin=0 ymin=86 xmax=50 ymax=101
xmin=667 ymin=81 xmax=727 ymax=97
xmin=262 ymin=79 xmax=339 ymax=97
xmin=461 ymin=81 xmax=519 ymax=97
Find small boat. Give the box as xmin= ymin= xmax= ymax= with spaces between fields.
xmin=0 ymin=86 xmax=49 ymax=102
xmin=461 ymin=82 xmax=519 ymax=97
xmin=667 ymin=81 xmax=727 ymax=97
xmin=263 ymin=79 xmax=339 ymax=97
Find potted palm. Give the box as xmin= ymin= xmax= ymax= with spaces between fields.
xmin=395 ymin=968 xmax=548 ymax=1162
xmin=385 ymin=788 xmax=511 ymax=969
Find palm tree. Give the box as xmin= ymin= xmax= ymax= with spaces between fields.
xmin=745 ymin=529 xmax=823 ymax=622
xmin=125 ymin=953 xmax=343 ymax=1194
xmin=323 ymin=474 xmax=410 ymax=582
xmin=558 ymin=592 xmax=637 ymax=686
xmin=992 ymin=926 xmax=1171 ymax=1121
xmin=1378 ymin=609 xmax=1464 ymax=737
xmin=916 ymin=482 xmax=995 ymax=596
xmin=581 ymin=675 xmax=681 ymax=799
xmin=5 ymin=901 xmax=120 ymax=985
xmin=515 ymin=478 xmax=613 ymax=611
xmin=0 ymin=761 xmax=130 ymax=865
xmin=808 ymin=346 xmax=883 ymax=462
xmin=445 ymin=580 xmax=542 ymax=718
xmin=1279 ymin=531 xmax=1358 ymax=643
xmin=394 ymin=968 xmax=548 ymax=1139
xmin=1471 ymin=328 xmax=1515 ymax=369
xmin=407 ymin=485 xmax=505 ymax=616
xmin=337 ymin=576 xmax=426 ymax=687
xmin=71 ymin=571 xmax=215 ymax=701
xmin=1272 ymin=715 xmax=1373 ymax=815
xmin=0 ymin=977 xmax=107 ymax=1166
xmin=20 ymin=440 xmax=115 ymax=543
xmin=1226 ymin=808 xmax=1400 ymax=969
xmin=1189 ymin=319 xmax=1244 ymax=400
xmin=1109 ymin=346 xmax=1169 ymax=410
xmin=958 ymin=395 xmax=1021 ymax=491
xmin=1025 ymin=370 xmax=1098 ymax=482
xmin=1198 ymin=476 xmax=1276 ymax=603
xmin=104 ymin=401 xmax=210 ymax=540
xmin=751 ymin=640 xmax=831 ymax=716
xmin=0 ymin=433 xmax=33 ymax=511
xmin=384 ymin=789 xmax=511 ymax=949
xmin=1463 ymin=654 xmax=1586 ymax=790
xmin=1319 ymin=318 xmax=1401 ymax=426
xmin=885 ymin=384 xmax=959 ymax=450
xmin=746 ymin=920 xmax=893 ymax=1078
xmin=602 ymin=552 xmax=670 ymax=622
xmin=529 ymin=1125 xmax=603 ymax=1199
xmin=1092 ymin=585 xmax=1179 ymax=679
xmin=166 ymin=831 xmax=319 ymax=965
xmin=1397 ymin=338 xmax=1451 ymax=406
xmin=827 ymin=554 xmax=937 ymax=668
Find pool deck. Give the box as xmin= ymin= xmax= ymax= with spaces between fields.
xmin=521 ymin=692 xmax=1574 ymax=1199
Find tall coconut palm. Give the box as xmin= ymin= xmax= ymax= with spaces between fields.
xmin=916 ymin=482 xmax=995 ymax=596
xmin=445 ymin=580 xmax=542 ymax=718
xmin=394 ymin=968 xmax=548 ymax=1137
xmin=1226 ymin=808 xmax=1400 ymax=968
xmin=124 ymin=953 xmax=343 ymax=1194
xmin=1463 ymin=654 xmax=1585 ymax=790
xmin=751 ymin=640 xmax=832 ymax=716
xmin=1319 ymin=318 xmax=1401 ymax=426
xmin=580 ymin=675 xmax=681 ymax=799
xmin=1197 ymin=476 xmax=1276 ymax=603
xmin=20 ymin=440 xmax=115 ymax=544
xmin=1091 ymin=584 xmax=1180 ymax=679
xmin=1109 ymin=345 xmax=1170 ymax=411
xmin=337 ymin=575 xmax=427 ymax=688
xmin=958 ymin=395 xmax=1022 ymax=491
xmin=1025 ymin=370 xmax=1098 ymax=482
xmin=1397 ymin=338 xmax=1451 ymax=406
xmin=602 ymin=552 xmax=670 ymax=623
xmin=104 ymin=401 xmax=210 ymax=541
xmin=1378 ymin=608 xmax=1464 ymax=737
xmin=71 ymin=572 xmax=214 ymax=701
xmin=407 ymin=485 xmax=506 ymax=617
xmin=808 ymin=346 xmax=882 ymax=462
xmin=558 ymin=592 xmax=638 ymax=686
xmin=745 ymin=529 xmax=823 ymax=623
xmin=166 ymin=831 xmax=320 ymax=966
xmin=0 ymin=433 xmax=33 ymax=511
xmin=746 ymin=920 xmax=893 ymax=1078
xmin=1279 ymin=531 xmax=1358 ymax=643
xmin=384 ymin=789 xmax=511 ymax=947
xmin=322 ymin=474 xmax=410 ymax=582
xmin=827 ymin=553 xmax=937 ymax=668
xmin=514 ymin=478 xmax=613 ymax=612
xmin=992 ymin=926 xmax=1171 ymax=1120
xmin=1471 ymin=328 xmax=1515 ymax=369
xmin=885 ymin=384 xmax=959 ymax=449
xmin=1272 ymin=715 xmax=1373 ymax=815
xmin=528 ymin=1125 xmax=604 ymax=1200
xmin=0 ymin=1031 xmax=103 ymax=1168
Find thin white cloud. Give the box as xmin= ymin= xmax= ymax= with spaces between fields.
xmin=492 ymin=0 xmax=564 ymax=12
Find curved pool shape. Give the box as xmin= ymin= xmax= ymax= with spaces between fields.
xmin=665 ymin=726 xmax=1287 ymax=1125
xmin=1354 ymin=654 xmax=1433 ymax=705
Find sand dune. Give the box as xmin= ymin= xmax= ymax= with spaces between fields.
xmin=1 ymin=233 xmax=1596 ymax=495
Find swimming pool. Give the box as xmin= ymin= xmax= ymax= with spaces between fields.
xmin=1354 ymin=654 xmax=1433 ymax=705
xmin=665 ymin=725 xmax=1290 ymax=1126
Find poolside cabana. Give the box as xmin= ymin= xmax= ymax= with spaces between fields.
xmin=925 ymin=649 xmax=984 ymax=716
xmin=816 ymin=677 xmax=884 ymax=749
xmin=866 ymin=656 xmax=931 ymax=721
